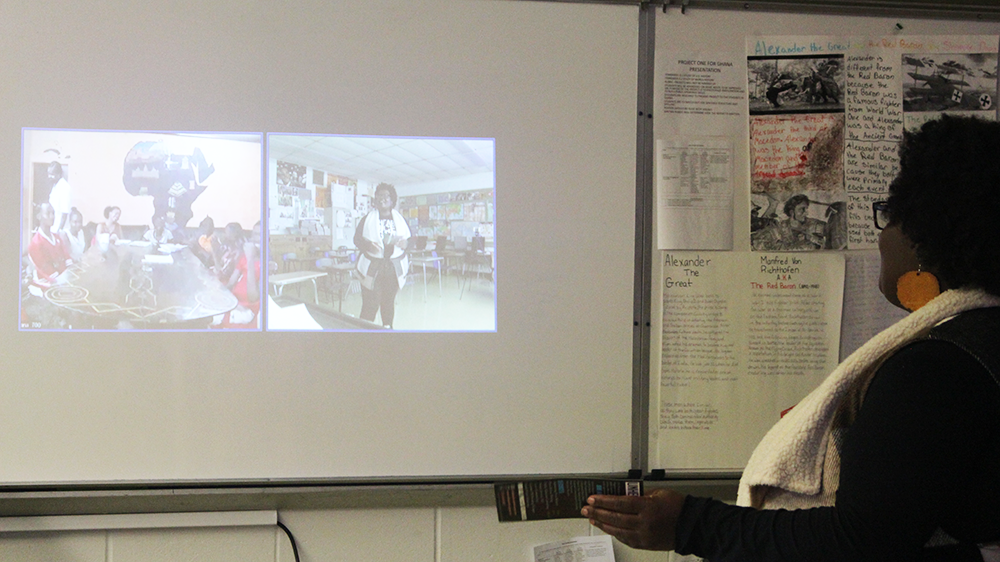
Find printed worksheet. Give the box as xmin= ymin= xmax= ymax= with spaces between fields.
xmin=655 ymin=52 xmax=746 ymax=250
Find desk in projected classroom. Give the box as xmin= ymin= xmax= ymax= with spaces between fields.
xmin=43 ymin=242 xmax=237 ymax=325
xmin=268 ymin=271 xmax=327 ymax=304
xmin=270 ymin=295 xmax=386 ymax=330
xmin=409 ymin=255 xmax=443 ymax=301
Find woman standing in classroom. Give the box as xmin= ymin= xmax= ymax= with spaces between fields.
xmin=355 ymin=182 xmax=410 ymax=329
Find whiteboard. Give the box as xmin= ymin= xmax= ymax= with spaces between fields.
xmin=0 ymin=0 xmax=637 ymax=485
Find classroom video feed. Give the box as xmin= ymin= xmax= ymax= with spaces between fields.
xmin=20 ymin=129 xmax=263 ymax=331
xmin=267 ymin=134 xmax=496 ymax=332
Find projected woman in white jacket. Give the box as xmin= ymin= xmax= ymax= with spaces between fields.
xmin=354 ymin=182 xmax=410 ymax=329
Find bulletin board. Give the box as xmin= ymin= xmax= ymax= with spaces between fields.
xmin=647 ymin=4 xmax=1000 ymax=475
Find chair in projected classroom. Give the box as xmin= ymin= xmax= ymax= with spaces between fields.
xmin=460 ymin=236 xmax=493 ymax=299
xmin=410 ymin=236 xmax=428 ymax=256
xmin=434 ymin=235 xmax=448 ymax=253
xmin=443 ymin=236 xmax=468 ymax=283
xmin=325 ymin=246 xmax=352 ymax=263
xmin=345 ymin=252 xmax=362 ymax=298
xmin=408 ymin=250 xmax=443 ymax=302
xmin=315 ymin=258 xmax=354 ymax=312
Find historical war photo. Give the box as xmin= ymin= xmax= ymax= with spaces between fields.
xmin=749 ymin=55 xmax=845 ymax=115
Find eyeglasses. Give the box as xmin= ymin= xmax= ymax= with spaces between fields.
xmin=872 ymin=200 xmax=890 ymax=230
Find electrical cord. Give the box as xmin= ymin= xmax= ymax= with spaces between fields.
xmin=276 ymin=519 xmax=301 ymax=562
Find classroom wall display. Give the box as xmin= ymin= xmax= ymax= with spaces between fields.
xmin=655 ymin=13 xmax=999 ymax=255
xmin=0 ymin=0 xmax=636 ymax=486
xmin=652 ymin=6 xmax=999 ymax=475
xmin=653 ymin=251 xmax=845 ymax=470
xmin=397 ymin=189 xmax=494 ymax=239
xmin=748 ymin=35 xmax=997 ymax=253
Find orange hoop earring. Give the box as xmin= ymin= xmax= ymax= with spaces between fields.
xmin=896 ymin=269 xmax=940 ymax=312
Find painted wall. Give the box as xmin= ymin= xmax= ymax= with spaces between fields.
xmin=0 ymin=505 xmax=683 ymax=562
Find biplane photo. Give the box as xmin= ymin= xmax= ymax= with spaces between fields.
xmin=903 ymin=54 xmax=998 ymax=113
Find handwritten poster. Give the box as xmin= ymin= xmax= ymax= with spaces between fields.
xmin=748 ymin=44 xmax=848 ymax=252
xmin=844 ymin=36 xmax=998 ymax=248
xmin=653 ymin=251 xmax=844 ymax=470
xmin=747 ymin=35 xmax=998 ymax=250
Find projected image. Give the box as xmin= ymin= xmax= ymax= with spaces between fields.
xmin=267 ymin=134 xmax=496 ymax=332
xmin=20 ymin=129 xmax=263 ymax=331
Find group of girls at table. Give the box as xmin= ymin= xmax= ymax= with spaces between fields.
xmin=27 ymin=203 xmax=161 ymax=289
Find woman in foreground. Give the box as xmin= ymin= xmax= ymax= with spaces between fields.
xmin=584 ymin=115 xmax=1000 ymax=561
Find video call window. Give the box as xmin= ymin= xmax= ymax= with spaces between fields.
xmin=266 ymin=134 xmax=497 ymax=332
xmin=20 ymin=129 xmax=264 ymax=331
xmin=19 ymin=130 xmax=495 ymax=333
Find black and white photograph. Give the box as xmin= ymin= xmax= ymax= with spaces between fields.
xmin=750 ymin=190 xmax=847 ymax=251
xmin=749 ymin=55 xmax=845 ymax=115
xmin=903 ymin=52 xmax=998 ymax=113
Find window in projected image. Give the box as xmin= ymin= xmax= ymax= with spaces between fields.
xmin=20 ymin=129 xmax=264 ymax=331
xmin=267 ymin=134 xmax=496 ymax=332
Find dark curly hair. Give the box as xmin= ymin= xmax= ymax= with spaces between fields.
xmin=887 ymin=115 xmax=1000 ymax=296
xmin=374 ymin=182 xmax=397 ymax=207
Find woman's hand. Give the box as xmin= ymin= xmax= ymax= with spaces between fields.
xmin=581 ymin=488 xmax=687 ymax=551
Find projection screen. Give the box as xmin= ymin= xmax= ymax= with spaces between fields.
xmin=1 ymin=0 xmax=637 ymax=485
